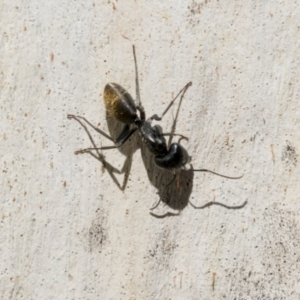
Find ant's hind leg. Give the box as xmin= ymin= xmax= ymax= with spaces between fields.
xmin=75 ymin=127 xmax=137 ymax=153
xmin=68 ymin=114 xmax=132 ymax=190
xmin=67 ymin=114 xmax=103 ymax=160
xmin=68 ymin=114 xmax=114 ymax=142
xmin=68 ymin=114 xmax=137 ymax=152
xmin=150 ymin=172 xmax=177 ymax=210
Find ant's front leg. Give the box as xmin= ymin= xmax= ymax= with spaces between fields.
xmin=162 ymin=133 xmax=189 ymax=143
xmin=148 ymin=82 xmax=192 ymax=147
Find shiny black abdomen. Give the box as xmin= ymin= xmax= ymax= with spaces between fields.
xmin=103 ymin=83 xmax=137 ymax=124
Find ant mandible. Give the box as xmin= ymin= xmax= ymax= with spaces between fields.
xmin=68 ymin=46 xmax=242 ymax=209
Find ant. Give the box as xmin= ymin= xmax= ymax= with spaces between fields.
xmin=68 ymin=46 xmax=245 ymax=215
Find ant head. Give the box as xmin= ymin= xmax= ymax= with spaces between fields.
xmin=133 ymin=117 xmax=142 ymax=126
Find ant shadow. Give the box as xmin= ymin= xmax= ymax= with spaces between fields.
xmin=103 ymin=113 xmax=140 ymax=189
xmin=141 ymin=141 xmax=195 ymax=217
xmin=140 ymin=131 xmax=247 ymax=218
xmin=69 ymin=112 xmax=247 ymax=218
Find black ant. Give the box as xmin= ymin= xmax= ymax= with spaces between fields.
xmin=68 ymin=46 xmax=245 ymax=215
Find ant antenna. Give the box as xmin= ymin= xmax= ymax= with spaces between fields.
xmin=191 ymin=168 xmax=243 ymax=179
xmin=132 ymin=45 xmax=141 ymax=108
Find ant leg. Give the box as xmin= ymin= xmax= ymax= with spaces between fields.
xmin=150 ymin=82 xmax=192 ymax=147
xmin=75 ymin=128 xmax=137 ymax=153
xmin=191 ymin=167 xmax=243 ymax=180
xmin=68 ymin=114 xmax=103 ymax=160
xmin=68 ymin=114 xmax=131 ymax=190
xmin=150 ymin=172 xmax=177 ymax=210
xmin=166 ymin=82 xmax=192 ymax=147
xmin=81 ymin=149 xmax=130 ymax=190
xmin=165 ymin=172 xmax=177 ymax=188
xmin=149 ymin=81 xmax=192 ymax=121
xmin=68 ymin=114 xmax=114 ymax=142
xmin=68 ymin=114 xmax=137 ymax=152
xmin=162 ymin=133 xmax=189 ymax=142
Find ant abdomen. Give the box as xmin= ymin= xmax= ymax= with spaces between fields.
xmin=103 ymin=83 xmax=137 ymax=124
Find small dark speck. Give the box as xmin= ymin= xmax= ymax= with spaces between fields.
xmin=281 ymin=141 xmax=297 ymax=167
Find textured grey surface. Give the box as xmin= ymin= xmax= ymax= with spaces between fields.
xmin=1 ymin=1 xmax=300 ymax=299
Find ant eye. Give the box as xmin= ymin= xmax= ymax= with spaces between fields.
xmin=134 ymin=118 xmax=141 ymax=126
